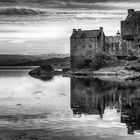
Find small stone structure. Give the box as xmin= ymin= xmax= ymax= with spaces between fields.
xmin=70 ymin=27 xmax=105 ymax=69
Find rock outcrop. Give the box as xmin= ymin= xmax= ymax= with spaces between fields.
xmin=29 ymin=65 xmax=56 ymax=81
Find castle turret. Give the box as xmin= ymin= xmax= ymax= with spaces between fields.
xmin=117 ymin=30 xmax=120 ymax=36
xmin=128 ymin=9 xmax=134 ymax=17
xmin=99 ymin=27 xmax=105 ymax=51
xmin=73 ymin=29 xmax=77 ymax=34
xmin=78 ymin=29 xmax=81 ymax=32
xmin=100 ymin=27 xmax=103 ymax=32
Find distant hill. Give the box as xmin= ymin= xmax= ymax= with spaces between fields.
xmin=0 ymin=54 xmax=70 ymax=67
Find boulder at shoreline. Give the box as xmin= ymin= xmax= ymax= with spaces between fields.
xmin=29 ymin=65 xmax=59 ymax=81
xmin=29 ymin=65 xmax=54 ymax=76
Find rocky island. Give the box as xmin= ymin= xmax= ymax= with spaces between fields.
xmin=29 ymin=65 xmax=63 ymax=81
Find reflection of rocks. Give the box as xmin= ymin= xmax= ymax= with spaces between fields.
xmin=30 ymin=74 xmax=53 ymax=81
xmin=29 ymin=65 xmax=55 ymax=81
xmin=38 ymin=75 xmax=53 ymax=81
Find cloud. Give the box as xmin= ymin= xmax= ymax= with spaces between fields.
xmin=0 ymin=0 xmax=137 ymax=3
xmin=0 ymin=7 xmax=45 ymax=16
xmin=0 ymin=0 xmax=139 ymax=12
xmin=0 ymin=0 xmax=139 ymax=9
xmin=0 ymin=0 xmax=138 ymax=55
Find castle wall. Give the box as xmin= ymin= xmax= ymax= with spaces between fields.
xmin=105 ymin=39 xmax=139 ymax=57
xmin=121 ymin=21 xmax=140 ymax=39
xmin=120 ymin=19 xmax=140 ymax=56
xmin=121 ymin=21 xmax=135 ymax=40
xmin=71 ymin=37 xmax=100 ymax=69
xmin=98 ymin=33 xmax=105 ymax=52
xmin=105 ymin=35 xmax=122 ymax=56
xmin=124 ymin=40 xmax=140 ymax=56
xmin=70 ymin=28 xmax=106 ymax=69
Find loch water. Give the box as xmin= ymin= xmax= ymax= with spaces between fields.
xmin=0 ymin=68 xmax=140 ymax=140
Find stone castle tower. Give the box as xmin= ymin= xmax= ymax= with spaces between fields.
xmin=121 ymin=9 xmax=140 ymax=56
xmin=70 ymin=27 xmax=105 ymax=69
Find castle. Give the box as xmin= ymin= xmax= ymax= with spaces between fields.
xmin=70 ymin=28 xmax=105 ymax=69
xmin=70 ymin=9 xmax=140 ymax=69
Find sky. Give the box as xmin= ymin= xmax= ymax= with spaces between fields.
xmin=0 ymin=0 xmax=140 ymax=54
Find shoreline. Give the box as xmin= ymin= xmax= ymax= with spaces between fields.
xmin=29 ymin=65 xmax=140 ymax=82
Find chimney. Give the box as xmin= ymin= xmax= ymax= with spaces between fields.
xmin=128 ymin=9 xmax=134 ymax=16
xmin=117 ymin=30 xmax=120 ymax=35
xmin=73 ymin=29 xmax=76 ymax=33
xmin=100 ymin=27 xmax=103 ymax=31
xmin=78 ymin=29 xmax=81 ymax=32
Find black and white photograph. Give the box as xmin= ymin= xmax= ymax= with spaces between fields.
xmin=0 ymin=0 xmax=140 ymax=140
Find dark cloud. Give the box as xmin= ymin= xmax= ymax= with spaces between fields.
xmin=0 ymin=0 xmax=138 ymax=13
xmin=0 ymin=8 xmax=45 ymax=16
xmin=65 ymin=0 xmax=137 ymax=2
xmin=0 ymin=0 xmax=138 ymax=11
xmin=0 ymin=0 xmax=136 ymax=2
xmin=0 ymin=0 xmax=137 ymax=5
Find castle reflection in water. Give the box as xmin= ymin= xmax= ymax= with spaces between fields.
xmin=70 ymin=77 xmax=140 ymax=134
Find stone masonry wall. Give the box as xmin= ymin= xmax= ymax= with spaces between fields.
xmin=70 ymin=37 xmax=99 ymax=69
xmin=121 ymin=21 xmax=135 ymax=39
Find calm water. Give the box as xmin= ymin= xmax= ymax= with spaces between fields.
xmin=0 ymin=68 xmax=140 ymax=140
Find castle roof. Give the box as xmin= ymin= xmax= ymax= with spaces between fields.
xmin=71 ymin=29 xmax=102 ymax=39
xmin=125 ymin=11 xmax=140 ymax=22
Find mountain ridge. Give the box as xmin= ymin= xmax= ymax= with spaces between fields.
xmin=0 ymin=53 xmax=70 ymax=66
